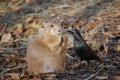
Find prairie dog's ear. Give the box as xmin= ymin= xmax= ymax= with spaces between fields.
xmin=59 ymin=35 xmax=68 ymax=45
xmin=57 ymin=35 xmax=68 ymax=52
xmin=62 ymin=35 xmax=68 ymax=45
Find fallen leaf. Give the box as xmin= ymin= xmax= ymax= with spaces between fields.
xmin=16 ymin=23 xmax=23 ymax=28
xmin=25 ymin=0 xmax=32 ymax=4
xmin=0 ymin=25 xmax=6 ymax=36
xmin=31 ymin=22 xmax=41 ymax=30
xmin=117 ymin=25 xmax=120 ymax=31
xmin=13 ymin=28 xmax=23 ymax=38
xmin=20 ymin=76 xmax=29 ymax=80
xmin=117 ymin=45 xmax=120 ymax=52
xmin=91 ymin=41 xmax=101 ymax=51
xmin=0 ymin=25 xmax=4 ymax=32
xmin=11 ymin=5 xmax=20 ymax=12
xmin=87 ymin=21 xmax=101 ymax=29
xmin=103 ymin=38 xmax=109 ymax=55
xmin=49 ymin=12 xmax=57 ymax=17
xmin=1 ymin=33 xmax=12 ymax=43
xmin=0 ymin=58 xmax=4 ymax=65
xmin=114 ymin=13 xmax=120 ymax=18
xmin=0 ymin=0 xmax=17 ymax=2
xmin=24 ymin=16 xmax=34 ymax=23
xmin=11 ymin=0 xmax=18 ymax=3
xmin=114 ymin=76 xmax=120 ymax=80
xmin=7 ymin=73 xmax=19 ymax=79
xmin=6 ymin=61 xmax=17 ymax=68
xmin=115 ymin=44 xmax=120 ymax=52
xmin=96 ymin=75 xmax=108 ymax=79
xmin=89 ymin=26 xmax=103 ymax=39
xmin=25 ymin=20 xmax=42 ymax=30
xmin=67 ymin=34 xmax=74 ymax=48
xmin=24 ymin=29 xmax=35 ymax=37
xmin=74 ymin=20 xmax=87 ymax=27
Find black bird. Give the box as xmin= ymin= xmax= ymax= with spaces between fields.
xmin=66 ymin=29 xmax=101 ymax=63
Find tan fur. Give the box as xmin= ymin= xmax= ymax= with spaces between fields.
xmin=25 ymin=28 xmax=68 ymax=74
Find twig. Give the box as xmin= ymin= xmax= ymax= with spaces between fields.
xmin=102 ymin=32 xmax=115 ymax=37
xmin=66 ymin=53 xmax=73 ymax=59
xmin=13 ymin=38 xmax=29 ymax=42
xmin=0 ymin=26 xmax=6 ymax=36
xmin=0 ymin=66 xmax=26 ymax=75
xmin=84 ymin=63 xmax=104 ymax=80
xmin=21 ymin=13 xmax=43 ymax=22
xmin=0 ymin=59 xmax=7 ymax=70
xmin=0 ymin=46 xmax=27 ymax=51
xmin=0 ymin=54 xmax=25 ymax=61
xmin=39 ymin=71 xmax=77 ymax=75
xmin=50 ymin=5 xmax=69 ymax=9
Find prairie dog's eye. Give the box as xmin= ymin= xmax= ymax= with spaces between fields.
xmin=51 ymin=24 xmax=54 ymax=27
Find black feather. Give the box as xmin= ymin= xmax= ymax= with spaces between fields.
xmin=67 ymin=29 xmax=101 ymax=63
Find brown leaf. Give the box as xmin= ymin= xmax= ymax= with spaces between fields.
xmin=0 ymin=25 xmax=6 ymax=36
xmin=114 ymin=76 xmax=120 ymax=80
xmin=103 ymin=39 xmax=109 ymax=55
xmin=25 ymin=20 xmax=42 ymax=30
xmin=24 ymin=29 xmax=35 ymax=37
xmin=115 ymin=45 xmax=120 ymax=52
xmin=11 ymin=5 xmax=20 ymax=12
xmin=31 ymin=22 xmax=41 ymax=30
xmin=0 ymin=25 xmax=4 ymax=32
xmin=11 ymin=0 xmax=18 ymax=3
xmin=1 ymin=33 xmax=12 ymax=43
xmin=0 ymin=59 xmax=4 ymax=65
xmin=74 ymin=20 xmax=87 ymax=28
xmin=87 ymin=21 xmax=101 ymax=29
xmin=6 ymin=61 xmax=17 ymax=68
xmin=91 ymin=41 xmax=101 ymax=51
xmin=24 ymin=16 xmax=34 ymax=23
xmin=7 ymin=73 xmax=19 ymax=79
xmin=96 ymin=75 xmax=108 ymax=79
xmin=13 ymin=28 xmax=23 ymax=38
xmin=25 ymin=0 xmax=32 ymax=4
xmin=114 ymin=13 xmax=120 ymax=18
xmin=117 ymin=25 xmax=120 ymax=31
xmin=67 ymin=34 xmax=74 ymax=48
xmin=20 ymin=76 xmax=29 ymax=80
